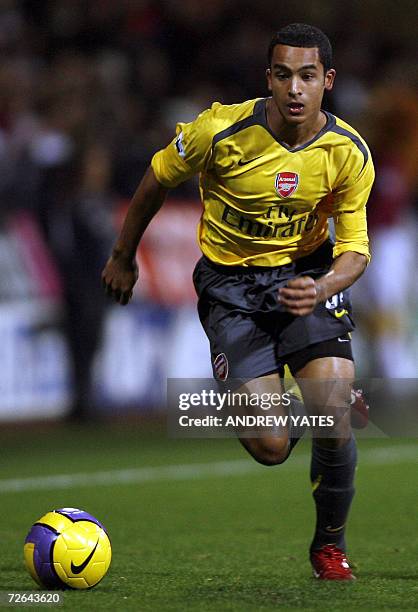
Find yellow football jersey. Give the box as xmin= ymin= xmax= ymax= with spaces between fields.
xmin=151 ymin=98 xmax=374 ymax=267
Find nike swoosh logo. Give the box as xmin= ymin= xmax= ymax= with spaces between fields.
xmin=337 ymin=337 xmax=350 ymax=342
xmin=334 ymin=308 xmax=348 ymax=319
xmin=70 ymin=539 xmax=99 ymax=574
xmin=326 ymin=524 xmax=346 ymax=532
xmin=311 ymin=474 xmax=322 ymax=492
xmin=238 ymin=156 xmax=262 ymax=166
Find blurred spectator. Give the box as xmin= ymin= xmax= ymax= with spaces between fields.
xmin=33 ymin=136 xmax=114 ymax=418
xmin=353 ymin=86 xmax=418 ymax=376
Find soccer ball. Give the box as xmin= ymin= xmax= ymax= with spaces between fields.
xmin=24 ymin=508 xmax=112 ymax=589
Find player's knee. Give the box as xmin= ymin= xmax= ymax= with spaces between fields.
xmin=248 ymin=438 xmax=290 ymax=466
xmin=313 ymin=402 xmax=352 ymax=449
xmin=331 ymin=409 xmax=352 ymax=441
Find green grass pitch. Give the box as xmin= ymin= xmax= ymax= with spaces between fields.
xmin=0 ymin=424 xmax=417 ymax=611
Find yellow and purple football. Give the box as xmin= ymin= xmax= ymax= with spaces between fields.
xmin=24 ymin=508 xmax=111 ymax=589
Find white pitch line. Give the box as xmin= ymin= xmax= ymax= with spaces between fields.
xmin=0 ymin=445 xmax=416 ymax=494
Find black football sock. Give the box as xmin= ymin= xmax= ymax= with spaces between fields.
xmin=309 ymin=434 xmax=357 ymax=554
xmin=287 ymin=397 xmax=307 ymax=453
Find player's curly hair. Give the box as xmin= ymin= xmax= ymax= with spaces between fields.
xmin=268 ymin=23 xmax=333 ymax=73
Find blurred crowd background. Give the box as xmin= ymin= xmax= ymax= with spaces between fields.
xmin=0 ymin=0 xmax=416 ymax=421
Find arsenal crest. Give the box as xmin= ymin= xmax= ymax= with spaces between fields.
xmin=213 ymin=353 xmax=228 ymax=381
xmin=275 ymin=172 xmax=299 ymax=198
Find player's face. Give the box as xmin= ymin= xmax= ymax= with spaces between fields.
xmin=266 ymin=45 xmax=335 ymax=125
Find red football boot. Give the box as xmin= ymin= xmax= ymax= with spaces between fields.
xmin=311 ymin=544 xmax=356 ymax=580
xmin=350 ymin=388 xmax=369 ymax=429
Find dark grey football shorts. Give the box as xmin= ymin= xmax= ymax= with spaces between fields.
xmin=193 ymin=239 xmax=355 ymax=381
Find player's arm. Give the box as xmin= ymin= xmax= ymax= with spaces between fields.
xmin=279 ymin=147 xmax=375 ymax=316
xmin=102 ymin=166 xmax=168 ymax=305
xmin=102 ymin=105 xmax=216 ymax=305
xmin=278 ymin=252 xmax=367 ymax=316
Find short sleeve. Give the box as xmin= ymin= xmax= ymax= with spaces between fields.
xmin=151 ymin=104 xmax=220 ymax=188
xmin=332 ymin=150 xmax=375 ymax=263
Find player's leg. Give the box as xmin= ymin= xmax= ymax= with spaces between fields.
xmin=192 ymin=256 xmax=308 ymax=465
xmin=294 ymin=356 xmax=357 ymax=579
xmin=296 ymin=355 xmax=354 ymax=447
xmin=234 ymin=372 xmax=291 ymax=466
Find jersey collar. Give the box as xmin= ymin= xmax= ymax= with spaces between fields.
xmin=254 ymin=98 xmax=336 ymax=152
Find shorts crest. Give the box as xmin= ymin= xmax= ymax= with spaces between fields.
xmin=213 ymin=353 xmax=228 ymax=381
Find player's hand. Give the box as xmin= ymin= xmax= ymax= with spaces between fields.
xmin=101 ymin=254 xmax=139 ymax=306
xmin=278 ymin=276 xmax=320 ymax=316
